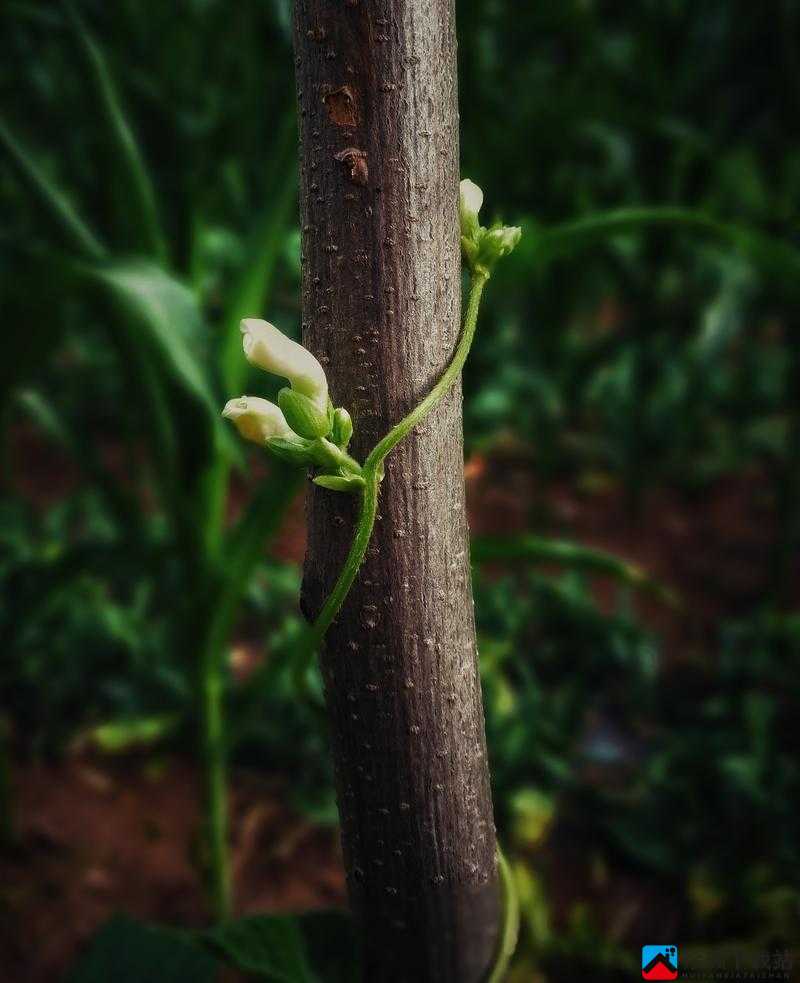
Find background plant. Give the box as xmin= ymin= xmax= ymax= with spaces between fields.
xmin=1 ymin=1 xmax=799 ymax=981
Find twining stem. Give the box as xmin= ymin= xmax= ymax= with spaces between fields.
xmin=487 ymin=847 xmax=520 ymax=983
xmin=298 ymin=269 xmax=488 ymax=672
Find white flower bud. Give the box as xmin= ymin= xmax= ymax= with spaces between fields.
xmin=221 ymin=396 xmax=292 ymax=445
xmin=240 ymin=318 xmax=328 ymax=412
xmin=459 ymin=178 xmax=484 ymax=242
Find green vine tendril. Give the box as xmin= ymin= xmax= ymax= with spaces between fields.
xmin=223 ymin=180 xmax=521 ymax=977
xmin=298 ymin=268 xmax=488 ymax=674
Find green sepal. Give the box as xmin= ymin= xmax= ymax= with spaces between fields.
xmin=462 ymin=223 xmax=521 ymax=274
xmin=313 ymin=473 xmax=365 ymax=493
xmin=331 ymin=407 xmax=353 ymax=449
xmin=478 ymin=224 xmax=522 ymax=267
xmin=309 ymin=437 xmax=363 ymax=478
xmin=265 ymin=435 xmax=313 ymax=466
xmin=461 ymin=234 xmax=480 ymax=271
xmin=278 ymin=387 xmax=331 ymax=439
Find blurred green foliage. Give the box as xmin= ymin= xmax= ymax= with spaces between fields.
xmin=2 ymin=0 xmax=799 ymax=980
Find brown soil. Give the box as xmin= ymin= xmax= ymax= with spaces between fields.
xmin=0 ymin=755 xmax=345 ymax=982
xmin=465 ymin=446 xmax=782 ymax=660
xmin=1 ymin=443 xmax=787 ymax=981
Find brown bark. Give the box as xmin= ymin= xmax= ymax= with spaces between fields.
xmin=293 ymin=2 xmax=500 ymax=980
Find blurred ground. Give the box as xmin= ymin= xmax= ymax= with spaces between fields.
xmin=0 ymin=447 xmax=784 ymax=982
xmin=467 ymin=445 xmax=780 ymax=655
xmin=0 ymin=755 xmax=344 ymax=983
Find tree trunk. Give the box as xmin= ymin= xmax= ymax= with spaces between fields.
xmin=293 ymin=1 xmax=500 ymax=980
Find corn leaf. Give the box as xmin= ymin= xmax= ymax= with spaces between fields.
xmin=521 ymin=207 xmax=800 ymax=286
xmin=64 ymin=1 xmax=166 ymax=263
xmin=0 ymin=116 xmax=105 ymax=260
xmin=89 ymin=259 xmax=216 ymax=420
xmin=471 ymin=534 xmax=679 ymax=607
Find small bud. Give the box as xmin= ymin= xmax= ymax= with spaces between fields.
xmin=264 ymin=435 xmax=314 ymax=466
xmin=459 ymin=178 xmax=484 ymax=243
xmin=278 ymin=387 xmax=331 ymax=439
xmin=313 ymin=473 xmax=366 ymax=494
xmin=331 ymin=407 xmax=353 ymax=448
xmin=479 ymin=224 xmax=522 ymax=266
xmin=221 ymin=396 xmax=292 ymax=445
xmin=458 ymin=177 xmax=521 ymax=274
xmin=240 ymin=318 xmax=328 ymax=411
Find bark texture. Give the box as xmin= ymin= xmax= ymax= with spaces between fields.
xmin=293 ymin=2 xmax=499 ymax=979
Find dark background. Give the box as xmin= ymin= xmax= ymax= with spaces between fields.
xmin=1 ymin=1 xmax=799 ymax=980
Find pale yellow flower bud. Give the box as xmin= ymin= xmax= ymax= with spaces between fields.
xmin=221 ymin=396 xmax=292 ymax=445
xmin=459 ymin=178 xmax=484 ymax=240
xmin=240 ymin=318 xmax=328 ymax=412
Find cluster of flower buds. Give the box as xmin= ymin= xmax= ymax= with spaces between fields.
xmin=459 ymin=178 xmax=521 ymax=275
xmin=222 ymin=319 xmax=364 ymax=493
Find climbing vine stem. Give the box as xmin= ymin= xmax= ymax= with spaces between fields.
xmin=222 ymin=178 xmax=520 ymax=974
xmin=298 ymin=269 xmax=489 ymax=674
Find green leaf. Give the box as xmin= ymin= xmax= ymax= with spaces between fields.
xmin=202 ymin=911 xmax=360 ymax=983
xmin=90 ymin=259 xmax=217 ymax=419
xmin=470 ymin=534 xmax=679 ymax=607
xmin=64 ymin=1 xmax=166 ymax=262
xmin=526 ymin=207 xmax=800 ymax=286
xmin=86 ymin=259 xmax=230 ymax=529
xmin=87 ymin=713 xmax=181 ymax=753
xmin=67 ymin=915 xmax=217 ymax=983
xmin=62 ymin=7 xmax=164 ymax=261
xmin=204 ymin=914 xmax=317 ymax=982
xmin=0 ymin=116 xmax=105 ymax=260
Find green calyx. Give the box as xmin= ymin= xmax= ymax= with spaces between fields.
xmin=263 ymin=400 xmax=362 ymax=494
xmin=278 ymin=387 xmax=331 ymax=439
xmin=269 ymin=391 xmax=362 ymax=493
xmin=313 ymin=473 xmax=366 ymax=493
xmin=265 ymin=435 xmax=313 ymax=466
xmin=462 ymin=221 xmax=521 ymax=276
